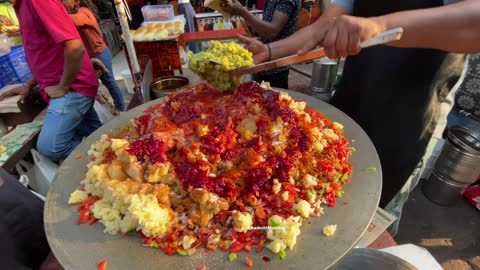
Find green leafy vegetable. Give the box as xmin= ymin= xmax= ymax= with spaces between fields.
xmin=177 ymin=249 xmax=189 ymax=256
xmin=348 ymin=146 xmax=356 ymax=152
xmin=279 ymin=250 xmax=287 ymax=260
xmin=335 ymin=190 xmax=345 ymax=198
xmin=270 ymin=219 xmax=280 ymax=227
xmin=364 ymin=167 xmax=377 ymax=172
xmin=229 ymin=252 xmax=237 ymax=262
xmin=150 ymin=242 xmax=159 ymax=249
xmin=306 ymin=190 xmax=315 ymax=200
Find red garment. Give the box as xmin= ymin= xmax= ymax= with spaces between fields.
xmin=14 ymin=0 xmax=98 ymax=102
xmin=70 ymin=7 xmax=106 ymax=57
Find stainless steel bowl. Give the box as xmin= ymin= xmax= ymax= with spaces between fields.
xmin=422 ymin=170 xmax=468 ymax=206
xmin=150 ymin=76 xmax=190 ymax=100
xmin=447 ymin=126 xmax=480 ymax=155
xmin=331 ymin=248 xmax=418 ymax=270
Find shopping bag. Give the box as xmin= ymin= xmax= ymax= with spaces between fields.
xmin=94 ymin=100 xmax=114 ymax=124
xmin=16 ymin=149 xmax=58 ymax=196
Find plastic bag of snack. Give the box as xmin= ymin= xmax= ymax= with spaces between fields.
xmin=463 ymin=185 xmax=480 ymax=211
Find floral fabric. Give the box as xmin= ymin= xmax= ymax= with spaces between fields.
xmin=454 ymin=54 xmax=480 ymax=118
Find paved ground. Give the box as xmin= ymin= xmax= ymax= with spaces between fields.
xmin=109 ymin=53 xmax=480 ymax=270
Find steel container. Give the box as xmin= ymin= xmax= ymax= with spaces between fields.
xmin=310 ymin=58 xmax=338 ymax=93
xmin=422 ymin=170 xmax=469 ymax=206
xmin=447 ymin=126 xmax=480 ymax=155
xmin=433 ymin=138 xmax=480 ymax=185
xmin=150 ymin=76 xmax=189 ymax=99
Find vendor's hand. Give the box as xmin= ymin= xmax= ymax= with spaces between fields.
xmin=298 ymin=15 xmax=385 ymax=59
xmin=221 ymin=0 xmax=245 ymax=16
xmin=0 ymin=15 xmax=13 ymax=26
xmin=236 ymin=35 xmax=269 ymax=64
xmin=45 ymin=85 xmax=69 ymax=98
xmin=240 ymin=18 xmax=254 ymax=37
xmin=0 ymin=84 xmax=31 ymax=102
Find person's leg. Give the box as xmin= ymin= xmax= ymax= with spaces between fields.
xmin=77 ymin=100 xmax=102 ymax=138
xmin=96 ymin=47 xmax=126 ymax=111
xmin=37 ymin=92 xmax=96 ymax=161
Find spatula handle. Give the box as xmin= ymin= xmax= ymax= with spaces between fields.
xmin=360 ymin=27 xmax=403 ymax=48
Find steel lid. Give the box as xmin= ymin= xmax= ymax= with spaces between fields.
xmin=447 ymin=126 xmax=480 ymax=155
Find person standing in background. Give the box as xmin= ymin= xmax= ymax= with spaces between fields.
xmin=223 ymin=0 xmax=301 ymax=88
xmin=64 ymin=0 xmax=126 ymax=112
xmin=224 ymin=17 xmax=233 ymax=29
xmin=231 ymin=16 xmax=238 ymax=28
xmin=1 ymin=0 xmax=102 ymax=162
xmin=447 ymin=54 xmax=480 ymax=129
xmin=217 ymin=17 xmax=224 ymax=29
xmin=213 ymin=17 xmax=219 ymax=30
xmin=178 ymin=0 xmax=198 ymax=52
xmin=198 ymin=18 xmax=205 ymax=32
xmin=204 ymin=18 xmax=211 ymax=31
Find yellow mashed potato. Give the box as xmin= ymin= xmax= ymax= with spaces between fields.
xmin=188 ymin=41 xmax=253 ymax=92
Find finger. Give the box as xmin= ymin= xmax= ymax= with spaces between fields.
xmin=236 ymin=34 xmax=253 ymax=45
xmin=336 ymin=24 xmax=349 ymax=58
xmin=347 ymin=24 xmax=362 ymax=55
xmin=324 ymin=26 xmax=339 ymax=59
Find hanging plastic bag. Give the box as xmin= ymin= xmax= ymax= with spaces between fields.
xmin=94 ymin=100 xmax=114 ymax=124
xmin=16 ymin=149 xmax=58 ymax=196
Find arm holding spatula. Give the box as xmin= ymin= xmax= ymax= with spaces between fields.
xmin=239 ymin=0 xmax=480 ymax=62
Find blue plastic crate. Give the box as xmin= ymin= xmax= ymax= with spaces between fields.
xmin=0 ymin=46 xmax=32 ymax=86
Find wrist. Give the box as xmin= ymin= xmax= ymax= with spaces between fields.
xmin=372 ymin=16 xmax=388 ymax=33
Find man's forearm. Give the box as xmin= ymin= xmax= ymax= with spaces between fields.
xmin=269 ymin=3 xmax=349 ymax=59
xmin=238 ymin=8 xmax=280 ymax=41
xmin=374 ymin=0 xmax=480 ymax=53
xmin=59 ymin=39 xmax=85 ymax=89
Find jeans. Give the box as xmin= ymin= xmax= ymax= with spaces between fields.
xmin=447 ymin=109 xmax=480 ymax=130
xmin=37 ymin=91 xmax=102 ymax=161
xmin=96 ymin=47 xmax=126 ymax=111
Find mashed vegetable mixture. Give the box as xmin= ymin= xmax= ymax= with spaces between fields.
xmin=188 ymin=41 xmax=254 ymax=91
xmin=68 ymin=82 xmax=352 ymax=262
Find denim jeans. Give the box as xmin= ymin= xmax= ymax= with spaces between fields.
xmin=96 ymin=47 xmax=126 ymax=111
xmin=37 ymin=91 xmax=102 ymax=161
xmin=447 ymin=110 xmax=480 ymax=130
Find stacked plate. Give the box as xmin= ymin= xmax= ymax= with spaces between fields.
xmin=423 ymin=126 xmax=480 ymax=206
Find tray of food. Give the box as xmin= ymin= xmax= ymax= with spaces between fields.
xmin=44 ymin=82 xmax=381 ymax=270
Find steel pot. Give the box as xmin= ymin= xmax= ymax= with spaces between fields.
xmin=310 ymin=58 xmax=338 ymax=93
xmin=447 ymin=126 xmax=480 ymax=155
xmin=422 ymin=170 xmax=469 ymax=206
xmin=433 ymin=139 xmax=480 ymax=185
xmin=150 ymin=76 xmax=190 ymax=100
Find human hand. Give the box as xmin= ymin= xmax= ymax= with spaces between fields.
xmin=0 ymin=15 xmax=13 ymax=26
xmin=236 ymin=35 xmax=270 ymax=64
xmin=91 ymin=58 xmax=108 ymax=78
xmin=45 ymin=85 xmax=69 ymax=98
xmin=221 ymin=0 xmax=245 ymax=16
xmin=0 ymin=84 xmax=32 ymax=102
xmin=297 ymin=15 xmax=385 ymax=59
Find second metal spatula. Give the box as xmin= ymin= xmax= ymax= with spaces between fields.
xmin=231 ymin=27 xmax=404 ymax=77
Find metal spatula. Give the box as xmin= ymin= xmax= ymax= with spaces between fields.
xmin=230 ymin=27 xmax=404 ymax=77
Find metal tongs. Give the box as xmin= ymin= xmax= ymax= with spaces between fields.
xmin=230 ymin=28 xmax=404 ymax=77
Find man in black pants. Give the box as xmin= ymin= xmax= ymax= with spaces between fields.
xmin=0 ymin=169 xmax=62 ymax=270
